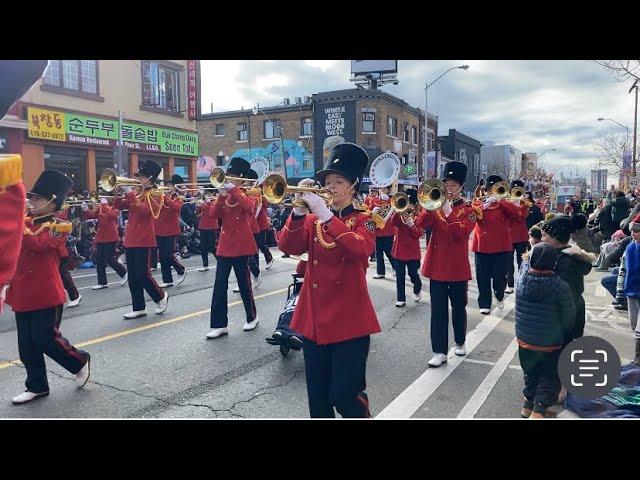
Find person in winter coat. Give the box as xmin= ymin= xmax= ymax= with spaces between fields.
xmin=570 ymin=213 xmax=598 ymax=254
xmin=612 ymin=191 xmax=631 ymax=229
xmin=541 ymin=215 xmax=595 ymax=342
xmin=624 ymin=215 xmax=640 ymax=367
xmin=596 ymin=200 xmax=615 ymax=241
xmin=525 ymin=193 xmax=544 ymax=230
xmin=516 ymin=242 xmax=576 ymax=418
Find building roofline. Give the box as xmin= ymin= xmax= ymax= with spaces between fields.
xmin=199 ymin=103 xmax=312 ymax=120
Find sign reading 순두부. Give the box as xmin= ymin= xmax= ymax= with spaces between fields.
xmin=27 ymin=107 xmax=199 ymax=156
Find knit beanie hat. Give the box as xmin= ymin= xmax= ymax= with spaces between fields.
xmin=529 ymin=242 xmax=557 ymax=271
xmin=541 ymin=214 xmax=580 ymax=244
xmin=574 ymin=213 xmax=587 ymax=230
xmin=529 ymin=225 xmax=542 ymax=240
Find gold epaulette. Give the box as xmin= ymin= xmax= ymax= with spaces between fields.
xmin=51 ymin=219 xmax=73 ymax=234
xmin=0 ymin=154 xmax=23 ymax=191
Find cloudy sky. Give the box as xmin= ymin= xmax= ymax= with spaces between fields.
xmin=200 ymin=60 xmax=637 ymax=181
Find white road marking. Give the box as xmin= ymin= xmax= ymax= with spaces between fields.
xmin=376 ymin=297 xmax=516 ymax=419
xmin=457 ymin=338 xmax=519 ymax=419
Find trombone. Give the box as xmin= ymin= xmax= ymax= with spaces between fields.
xmin=474 ymin=181 xmax=510 ymax=201
xmin=390 ymin=192 xmax=411 ymax=213
xmin=262 ymin=173 xmax=333 ymax=207
xmin=510 ymin=186 xmax=525 ymax=201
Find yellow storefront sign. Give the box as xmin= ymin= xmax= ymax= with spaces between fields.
xmin=27 ymin=107 xmax=66 ymax=142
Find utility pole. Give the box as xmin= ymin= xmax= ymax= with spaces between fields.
xmin=630 ymin=80 xmax=638 ymax=176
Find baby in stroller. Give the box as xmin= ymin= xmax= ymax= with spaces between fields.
xmin=266 ymin=255 xmax=307 ymax=355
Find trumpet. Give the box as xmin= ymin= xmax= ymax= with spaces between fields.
xmin=99 ymin=169 xmax=142 ymax=193
xmin=262 ymin=173 xmax=333 ymax=207
xmin=210 ymin=167 xmax=258 ymax=189
xmin=417 ymin=179 xmax=447 ymax=211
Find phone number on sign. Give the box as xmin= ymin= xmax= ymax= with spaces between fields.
xmin=29 ymin=130 xmax=66 ymax=141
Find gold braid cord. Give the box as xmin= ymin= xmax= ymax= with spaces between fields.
xmin=146 ymin=191 xmax=164 ymax=220
xmin=315 ymin=220 xmax=337 ymax=250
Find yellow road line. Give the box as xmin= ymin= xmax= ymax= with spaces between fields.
xmin=0 ymin=287 xmax=288 ymax=371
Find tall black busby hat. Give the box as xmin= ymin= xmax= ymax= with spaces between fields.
xmin=165 ymin=174 xmax=184 ymax=185
xmin=485 ymin=175 xmax=503 ymax=190
xmin=28 ymin=169 xmax=73 ymax=211
xmin=405 ymin=188 xmax=418 ymax=206
xmin=226 ymin=157 xmax=251 ymax=178
xmin=510 ymin=179 xmax=525 ymax=190
xmin=315 ymin=142 xmax=369 ymax=187
xmin=135 ymin=160 xmax=162 ymax=180
xmin=441 ymin=161 xmax=467 ymax=186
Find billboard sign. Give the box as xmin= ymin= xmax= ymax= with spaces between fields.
xmin=351 ymin=60 xmax=398 ymax=75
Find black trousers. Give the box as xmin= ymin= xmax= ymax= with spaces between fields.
xmin=125 ymin=247 xmax=164 ymax=312
xmin=375 ymin=236 xmax=397 ymax=276
xmin=396 ymin=259 xmax=422 ymax=302
xmin=59 ymin=261 xmax=79 ymax=301
xmin=507 ymin=242 xmax=529 ymax=288
xmin=211 ymin=255 xmax=257 ymax=327
xmin=519 ymin=348 xmax=561 ymax=413
xmin=199 ymin=229 xmax=218 ymax=267
xmin=150 ymin=247 xmax=159 ymax=269
xmin=15 ymin=305 xmax=90 ymax=394
xmin=157 ymin=235 xmax=185 ymax=284
xmin=474 ymin=252 xmax=511 ymax=310
xmin=302 ymin=336 xmax=371 ymax=418
xmin=248 ymin=236 xmax=261 ymax=279
xmin=96 ymin=242 xmax=127 ymax=285
xmin=256 ymin=230 xmax=273 ymax=264
xmin=569 ymin=296 xmax=586 ymax=343
xmin=429 ymin=280 xmax=468 ymax=354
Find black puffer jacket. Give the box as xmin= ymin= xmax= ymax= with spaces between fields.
xmin=515 ymin=271 xmax=576 ymax=347
xmin=526 ymin=205 xmax=544 ymax=229
xmin=611 ymin=195 xmax=630 ymax=228
xmin=596 ymin=204 xmax=615 ymax=240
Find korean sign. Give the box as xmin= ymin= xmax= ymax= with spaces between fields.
xmin=27 ymin=107 xmax=198 ymax=156
xmin=187 ymin=60 xmax=198 ymax=121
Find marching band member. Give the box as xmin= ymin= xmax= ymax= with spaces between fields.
xmin=370 ymin=185 xmax=398 ymax=279
xmin=55 ymin=207 xmax=82 ymax=308
xmin=255 ymin=191 xmax=275 ymax=270
xmin=82 ymin=197 xmax=128 ymax=289
xmin=154 ymin=174 xmax=187 ymax=288
xmin=279 ymin=142 xmax=380 ymax=418
xmin=389 ymin=188 xmax=423 ymax=307
xmin=415 ymin=162 xmax=478 ymax=367
xmin=114 ymin=160 xmax=168 ymax=319
xmin=206 ymin=157 xmax=259 ymax=339
xmin=505 ymin=179 xmax=531 ymax=294
xmin=472 ymin=174 xmax=522 ymax=314
xmin=196 ymin=192 xmax=220 ymax=272
xmin=0 ymin=154 xmax=26 ymax=313
xmin=6 ymin=169 xmax=91 ymax=404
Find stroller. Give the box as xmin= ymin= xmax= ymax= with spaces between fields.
xmin=266 ymin=273 xmax=304 ymax=357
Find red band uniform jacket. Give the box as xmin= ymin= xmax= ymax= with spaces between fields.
xmin=508 ymin=201 xmax=531 ymax=244
xmin=471 ymin=199 xmax=521 ymax=254
xmin=390 ymin=212 xmax=423 ymax=261
xmin=6 ymin=217 xmax=68 ymax=312
xmin=256 ymin=195 xmax=271 ymax=232
xmin=213 ymin=187 xmax=258 ymax=257
xmin=115 ymin=190 xmax=159 ymax=248
xmin=0 ymin=182 xmax=26 ymax=287
xmin=154 ymin=195 xmax=183 ymax=237
xmin=416 ymin=200 xmax=477 ymax=281
xmin=196 ymin=201 xmax=220 ymax=230
xmin=278 ymin=204 xmax=381 ymax=345
xmin=368 ymin=197 xmax=396 ymax=237
xmin=248 ymin=196 xmax=260 ymax=234
xmin=83 ymin=205 xmax=120 ymax=243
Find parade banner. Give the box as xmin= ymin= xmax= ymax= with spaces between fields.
xmin=27 ymin=107 xmax=199 ymax=156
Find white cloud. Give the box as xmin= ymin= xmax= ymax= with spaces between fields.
xmin=200 ymin=60 xmax=638 ymax=180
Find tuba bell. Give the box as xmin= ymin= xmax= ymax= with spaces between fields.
xmin=417 ymin=178 xmax=447 ymax=211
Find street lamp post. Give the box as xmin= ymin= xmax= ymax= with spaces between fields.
xmin=423 ymin=64 xmax=469 ymax=179
xmin=629 ymin=80 xmax=639 ymax=176
xmin=253 ymin=104 xmax=287 ymax=180
xmin=598 ymin=116 xmax=631 ymax=188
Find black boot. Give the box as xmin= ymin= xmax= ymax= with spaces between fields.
xmin=633 ymin=338 xmax=640 ymax=367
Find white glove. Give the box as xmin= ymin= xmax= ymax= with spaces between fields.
xmin=442 ymin=200 xmax=453 ymax=217
xmin=372 ymin=206 xmax=382 ymax=215
xmin=100 ymin=198 xmax=108 ymax=205
xmin=404 ymin=216 xmax=415 ymax=228
xmin=223 ymin=182 xmax=236 ymax=191
xmin=196 ymin=199 xmax=204 ymax=207
xmin=482 ymin=197 xmax=498 ymax=210
xmin=301 ymin=192 xmax=333 ymax=223
xmin=292 ymin=206 xmax=309 ymax=216
xmin=81 ymin=202 xmax=89 ymax=212
xmin=512 ymin=198 xmax=521 ymax=206
xmin=298 ymin=178 xmax=317 ymax=188
xmin=379 ymin=193 xmax=389 ymax=201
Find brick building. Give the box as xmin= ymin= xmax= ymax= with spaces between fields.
xmin=0 ymin=60 xmax=200 ymax=192
xmin=197 ymin=89 xmax=437 ymax=186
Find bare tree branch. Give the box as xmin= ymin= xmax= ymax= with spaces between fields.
xmin=594 ymin=60 xmax=640 ymax=83
xmin=592 ymin=131 xmax=631 ymax=175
